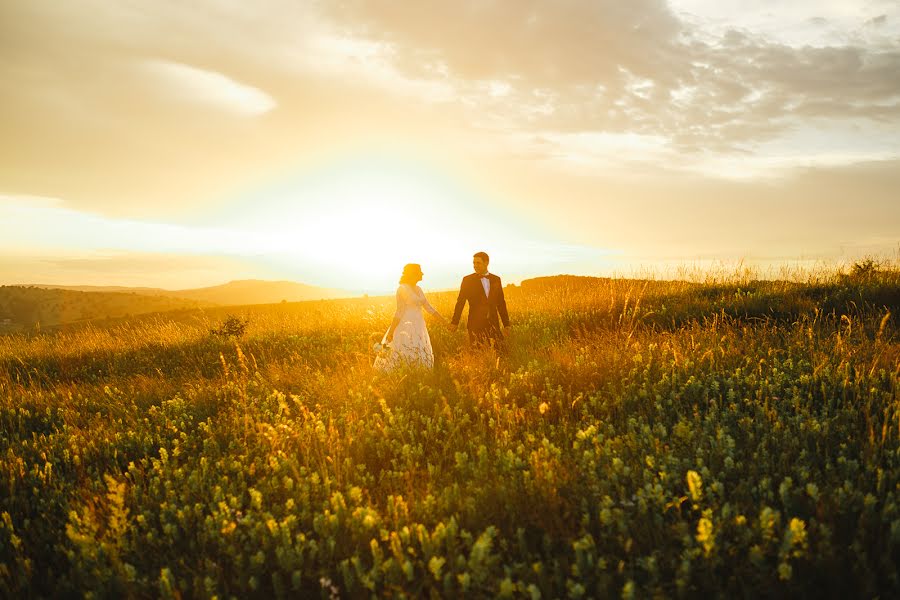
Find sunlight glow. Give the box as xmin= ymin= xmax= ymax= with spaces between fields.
xmin=209 ymin=158 xmax=617 ymax=292
xmin=1 ymin=157 xmax=619 ymax=292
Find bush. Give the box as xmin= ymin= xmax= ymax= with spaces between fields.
xmin=209 ymin=315 xmax=249 ymax=338
xmin=850 ymin=258 xmax=881 ymax=280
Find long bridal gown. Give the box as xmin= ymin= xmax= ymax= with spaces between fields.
xmin=375 ymin=284 xmax=439 ymax=371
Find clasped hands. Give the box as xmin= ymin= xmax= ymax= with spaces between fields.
xmin=445 ymin=322 xmax=511 ymax=337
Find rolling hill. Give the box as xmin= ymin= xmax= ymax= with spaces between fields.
xmin=0 ymin=286 xmax=210 ymax=331
xmin=27 ymin=279 xmax=352 ymax=306
xmin=1 ymin=280 xmax=354 ymax=331
xmin=159 ymin=279 xmax=352 ymax=305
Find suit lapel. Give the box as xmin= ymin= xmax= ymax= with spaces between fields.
xmin=470 ymin=274 xmax=493 ymax=302
xmin=471 ymin=274 xmax=482 ymax=299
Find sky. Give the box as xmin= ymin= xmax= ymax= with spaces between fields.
xmin=1 ymin=0 xmax=898 ymax=293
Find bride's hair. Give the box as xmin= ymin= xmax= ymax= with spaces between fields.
xmin=399 ymin=263 xmax=423 ymax=284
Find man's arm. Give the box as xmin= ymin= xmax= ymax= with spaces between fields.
xmin=450 ymin=278 xmax=468 ymax=326
xmin=496 ymin=277 xmax=510 ymax=327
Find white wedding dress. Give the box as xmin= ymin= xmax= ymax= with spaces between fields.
xmin=375 ymin=284 xmax=438 ymax=371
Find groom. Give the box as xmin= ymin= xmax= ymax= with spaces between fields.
xmin=450 ymin=251 xmax=510 ymax=348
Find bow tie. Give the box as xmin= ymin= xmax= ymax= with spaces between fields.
xmin=480 ymin=275 xmax=489 ymax=279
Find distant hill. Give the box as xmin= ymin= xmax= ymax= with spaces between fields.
xmin=166 ymin=280 xmax=352 ymax=305
xmin=29 ymin=284 xmax=171 ymax=295
xmin=0 ymin=286 xmax=210 ymax=331
xmin=518 ymin=274 xmax=613 ymax=290
xmin=1 ymin=280 xmax=352 ymax=332
xmin=27 ymin=280 xmax=353 ymax=307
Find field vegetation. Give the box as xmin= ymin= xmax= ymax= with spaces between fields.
xmin=1 ymin=265 xmax=898 ymax=598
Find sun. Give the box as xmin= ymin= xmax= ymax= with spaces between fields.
xmin=208 ymin=155 xmax=611 ymax=293
xmin=220 ymin=159 xmax=493 ymax=291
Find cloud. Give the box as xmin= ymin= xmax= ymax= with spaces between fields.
xmin=0 ymin=0 xmax=898 ymax=278
xmin=140 ymin=59 xmax=275 ymax=116
xmin=0 ymin=194 xmax=290 ymax=256
xmin=0 ymin=250 xmax=266 ymax=288
xmin=3 ymin=0 xmax=896 ymax=185
xmin=319 ymin=0 xmax=900 ymax=160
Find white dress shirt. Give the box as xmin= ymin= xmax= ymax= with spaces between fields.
xmin=480 ymin=273 xmax=490 ymax=296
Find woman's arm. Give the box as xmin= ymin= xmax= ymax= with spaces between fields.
xmin=419 ymin=287 xmax=448 ymax=323
xmin=385 ymin=288 xmax=405 ymax=342
xmin=385 ymin=315 xmax=401 ymax=343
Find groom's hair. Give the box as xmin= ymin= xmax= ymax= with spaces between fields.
xmin=473 ymin=251 xmax=489 ymax=263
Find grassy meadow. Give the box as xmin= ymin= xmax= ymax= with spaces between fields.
xmin=1 ymin=267 xmax=899 ymax=598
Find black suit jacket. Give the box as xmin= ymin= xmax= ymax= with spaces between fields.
xmin=451 ymin=273 xmax=510 ymax=331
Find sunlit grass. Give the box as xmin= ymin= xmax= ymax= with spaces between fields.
xmin=1 ymin=264 xmax=898 ymax=597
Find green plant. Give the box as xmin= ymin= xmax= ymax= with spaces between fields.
xmin=210 ymin=315 xmax=250 ymax=338
xmin=850 ymin=258 xmax=881 ymax=279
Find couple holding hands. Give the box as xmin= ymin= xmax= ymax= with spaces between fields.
xmin=374 ymin=251 xmax=510 ymax=372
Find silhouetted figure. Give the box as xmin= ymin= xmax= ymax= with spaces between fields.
xmin=451 ymin=252 xmax=510 ymax=349
xmin=375 ymin=263 xmax=448 ymax=371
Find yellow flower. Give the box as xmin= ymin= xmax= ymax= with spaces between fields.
xmin=686 ymin=470 xmax=703 ymax=502
xmin=428 ymin=556 xmax=445 ymax=580
xmin=805 ymin=483 xmax=819 ymax=501
xmin=696 ymin=517 xmax=715 ymax=556
xmin=785 ymin=518 xmax=808 ymax=558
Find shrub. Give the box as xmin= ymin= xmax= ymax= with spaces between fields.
xmin=210 ymin=315 xmax=249 ymax=338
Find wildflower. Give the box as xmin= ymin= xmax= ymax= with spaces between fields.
xmin=428 ymin=556 xmax=445 ymax=580
xmin=686 ymin=470 xmax=703 ymax=503
xmin=319 ymin=577 xmax=340 ymax=600
xmin=598 ymin=507 xmax=613 ymax=526
xmin=759 ymin=507 xmax=780 ymax=541
xmin=782 ymin=518 xmax=808 ymax=558
xmin=249 ymin=488 xmax=263 ymax=510
xmin=805 ymin=483 xmax=819 ymax=501
xmin=696 ymin=516 xmax=715 ymax=556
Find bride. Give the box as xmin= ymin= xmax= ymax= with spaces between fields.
xmin=375 ymin=263 xmax=448 ymax=371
